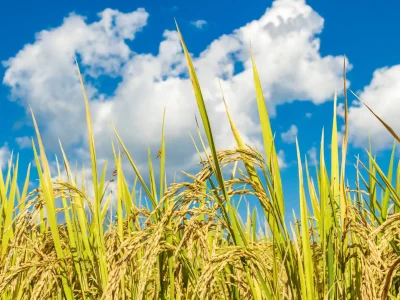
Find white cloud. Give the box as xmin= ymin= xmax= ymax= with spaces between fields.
xmin=345 ymin=65 xmax=400 ymax=151
xmin=307 ymin=146 xmax=317 ymax=165
xmin=0 ymin=144 xmax=10 ymax=170
xmin=281 ymin=124 xmax=298 ymax=144
xmin=3 ymin=0 xmax=349 ymax=183
xmin=336 ymin=131 xmax=343 ymax=148
xmin=305 ymin=112 xmax=312 ymax=118
xmin=3 ymin=8 xmax=149 ymax=150
xmin=16 ymin=136 xmax=32 ymax=149
xmin=277 ymin=149 xmax=288 ymax=169
xmin=191 ymin=19 xmax=207 ymax=29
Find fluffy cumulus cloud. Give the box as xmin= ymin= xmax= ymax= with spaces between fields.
xmin=346 ymin=65 xmax=400 ymax=151
xmin=3 ymin=8 xmax=149 ymax=149
xmin=281 ymin=124 xmax=298 ymax=144
xmin=3 ymin=0 xmax=349 ymax=182
xmin=0 ymin=144 xmax=10 ymax=170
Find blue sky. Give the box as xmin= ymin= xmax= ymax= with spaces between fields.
xmin=1 ymin=0 xmax=400 ymax=217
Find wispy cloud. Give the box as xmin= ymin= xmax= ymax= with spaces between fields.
xmin=281 ymin=125 xmax=298 ymax=144
xmin=307 ymin=147 xmax=318 ymax=166
xmin=277 ymin=150 xmax=288 ymax=169
xmin=0 ymin=144 xmax=10 ymax=170
xmin=16 ymin=136 xmax=32 ymax=149
xmin=190 ymin=19 xmax=207 ymax=29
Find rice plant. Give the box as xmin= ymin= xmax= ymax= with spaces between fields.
xmin=0 ymin=25 xmax=400 ymax=299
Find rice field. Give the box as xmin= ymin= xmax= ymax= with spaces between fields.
xmin=1 ymin=25 xmax=400 ymax=299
